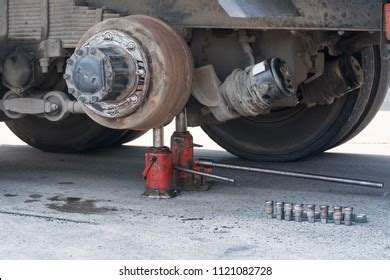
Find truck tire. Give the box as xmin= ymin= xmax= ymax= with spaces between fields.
xmin=114 ymin=130 xmax=146 ymax=146
xmin=5 ymin=115 xmax=138 ymax=153
xmin=202 ymin=46 xmax=388 ymax=162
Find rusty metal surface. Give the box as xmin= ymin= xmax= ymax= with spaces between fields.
xmin=218 ymin=0 xmax=299 ymax=18
xmin=5 ymin=0 xmax=119 ymax=47
xmin=85 ymin=0 xmax=383 ymax=31
xmin=0 ymin=0 xmax=8 ymax=42
xmin=75 ymin=15 xmax=193 ymax=130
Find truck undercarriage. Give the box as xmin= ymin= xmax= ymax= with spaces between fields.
xmin=0 ymin=0 xmax=388 ymax=163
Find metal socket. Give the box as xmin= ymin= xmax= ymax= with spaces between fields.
xmin=333 ymin=206 xmax=342 ymax=225
xmin=264 ymin=201 xmax=274 ymax=219
xmin=320 ymin=205 xmax=329 ymax=224
xmin=276 ymin=202 xmax=284 ymax=220
xmin=284 ymin=203 xmax=293 ymax=221
xmin=306 ymin=204 xmax=316 ymax=223
xmin=344 ymin=207 xmax=353 ymax=226
xmin=355 ymin=214 xmax=367 ymax=223
xmin=294 ymin=203 xmax=303 ymax=222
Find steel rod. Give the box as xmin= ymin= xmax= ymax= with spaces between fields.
xmin=196 ymin=160 xmax=383 ymax=189
xmin=153 ymin=126 xmax=164 ymax=148
xmin=174 ymin=166 xmax=235 ymax=183
xmin=175 ymin=109 xmax=187 ymax=133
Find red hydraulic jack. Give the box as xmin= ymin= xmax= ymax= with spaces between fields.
xmin=142 ymin=110 xmax=234 ymax=198
xmin=141 ymin=113 xmax=383 ymax=199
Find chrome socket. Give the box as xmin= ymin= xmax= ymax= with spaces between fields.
xmin=276 ymin=202 xmax=284 ymax=220
xmin=333 ymin=206 xmax=343 ymax=225
xmin=284 ymin=203 xmax=293 ymax=221
xmin=320 ymin=205 xmax=329 ymax=224
xmin=344 ymin=207 xmax=353 ymax=226
xmin=294 ymin=203 xmax=303 ymax=222
xmin=306 ymin=204 xmax=316 ymax=223
xmin=264 ymin=201 xmax=274 ymax=219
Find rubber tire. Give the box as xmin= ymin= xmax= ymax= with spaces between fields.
xmin=115 ymin=130 xmax=146 ymax=146
xmin=5 ymin=115 xmax=129 ymax=153
xmin=202 ymin=46 xmax=388 ymax=162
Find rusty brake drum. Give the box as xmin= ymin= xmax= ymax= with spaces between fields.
xmin=64 ymin=15 xmax=193 ymax=130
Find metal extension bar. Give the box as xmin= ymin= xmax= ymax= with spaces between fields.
xmin=196 ymin=160 xmax=384 ymax=189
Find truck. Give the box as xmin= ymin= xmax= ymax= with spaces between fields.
xmin=0 ymin=0 xmax=388 ymax=162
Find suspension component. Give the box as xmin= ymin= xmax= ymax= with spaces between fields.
xmin=220 ymin=58 xmax=296 ymax=116
xmin=1 ymin=91 xmax=84 ymax=121
xmin=301 ymin=55 xmax=364 ymax=106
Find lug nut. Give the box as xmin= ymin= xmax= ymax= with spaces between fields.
xmin=284 ymin=203 xmax=293 ymax=221
xmin=275 ymin=202 xmax=284 ymax=220
xmin=294 ymin=204 xmax=303 ymax=222
xmin=128 ymin=42 xmax=136 ymax=51
xmin=104 ymin=32 xmax=113 ymax=41
xmin=306 ymin=204 xmax=316 ymax=223
xmin=333 ymin=206 xmax=342 ymax=225
xmin=136 ymin=69 xmax=145 ymax=77
xmin=264 ymin=201 xmax=274 ymax=219
xmin=344 ymin=207 xmax=353 ymax=226
xmin=320 ymin=205 xmax=329 ymax=224
xmin=76 ymin=49 xmax=84 ymax=56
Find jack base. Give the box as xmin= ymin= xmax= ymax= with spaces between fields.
xmin=142 ymin=188 xmax=177 ymax=199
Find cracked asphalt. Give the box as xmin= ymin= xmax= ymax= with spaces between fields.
xmin=0 ymin=95 xmax=389 ymax=260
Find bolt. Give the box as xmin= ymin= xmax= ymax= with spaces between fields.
xmin=67 ymin=59 xmax=74 ymax=66
xmin=68 ymin=88 xmax=75 ymax=94
xmin=264 ymin=201 xmax=274 ymax=219
xmin=90 ymin=48 xmax=96 ymax=55
xmin=76 ymin=49 xmax=84 ymax=56
xmin=79 ymin=97 xmax=86 ymax=103
xmin=136 ymin=69 xmax=145 ymax=77
xmin=51 ymin=103 xmax=59 ymax=111
xmin=275 ymin=202 xmax=284 ymax=220
xmin=294 ymin=204 xmax=303 ymax=222
xmin=344 ymin=207 xmax=353 ymax=226
xmin=106 ymin=71 xmax=113 ymax=78
xmin=333 ymin=206 xmax=342 ymax=225
xmin=284 ymin=203 xmax=293 ymax=221
xmin=104 ymin=32 xmax=113 ymax=41
xmin=91 ymin=96 xmax=99 ymax=103
xmin=129 ymin=95 xmax=139 ymax=104
xmin=320 ymin=205 xmax=329 ymax=224
xmin=128 ymin=42 xmax=136 ymax=51
xmin=306 ymin=204 xmax=316 ymax=223
xmin=63 ymin=74 xmax=70 ymax=80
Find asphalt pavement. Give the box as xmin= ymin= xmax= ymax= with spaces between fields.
xmin=0 ymin=95 xmax=389 ymax=260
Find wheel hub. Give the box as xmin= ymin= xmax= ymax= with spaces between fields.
xmin=65 ymin=30 xmax=149 ymax=119
xmin=63 ymin=16 xmax=193 ymax=131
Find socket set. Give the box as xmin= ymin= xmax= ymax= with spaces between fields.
xmin=264 ymin=201 xmax=367 ymax=225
